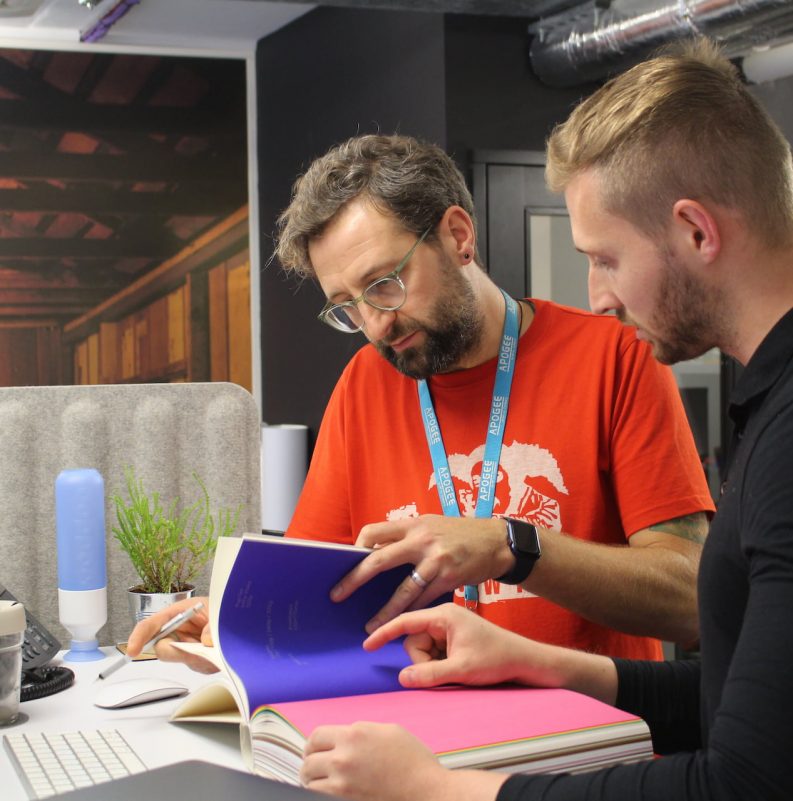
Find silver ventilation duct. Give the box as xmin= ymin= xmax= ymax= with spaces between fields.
xmin=529 ymin=0 xmax=793 ymax=87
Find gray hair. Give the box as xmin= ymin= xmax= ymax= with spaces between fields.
xmin=274 ymin=134 xmax=480 ymax=277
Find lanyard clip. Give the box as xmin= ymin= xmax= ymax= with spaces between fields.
xmin=463 ymin=584 xmax=479 ymax=611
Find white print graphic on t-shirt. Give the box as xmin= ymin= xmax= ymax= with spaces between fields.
xmin=386 ymin=503 xmax=420 ymax=521
xmin=387 ymin=442 xmax=569 ymax=604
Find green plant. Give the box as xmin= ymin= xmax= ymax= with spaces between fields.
xmin=112 ymin=466 xmax=241 ymax=594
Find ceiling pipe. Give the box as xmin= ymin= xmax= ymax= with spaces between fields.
xmin=529 ymin=0 xmax=793 ymax=87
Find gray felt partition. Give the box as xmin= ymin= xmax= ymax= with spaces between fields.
xmin=0 ymin=382 xmax=261 ymax=647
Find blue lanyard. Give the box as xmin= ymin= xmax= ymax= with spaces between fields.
xmin=418 ymin=290 xmax=520 ymax=608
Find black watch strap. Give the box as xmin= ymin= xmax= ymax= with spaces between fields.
xmin=496 ymin=517 xmax=541 ymax=585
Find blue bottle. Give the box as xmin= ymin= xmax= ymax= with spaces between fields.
xmin=56 ymin=468 xmax=107 ymax=662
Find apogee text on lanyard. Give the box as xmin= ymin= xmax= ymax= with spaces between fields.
xmin=417 ymin=289 xmax=520 ymax=610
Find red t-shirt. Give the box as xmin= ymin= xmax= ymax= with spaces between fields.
xmin=288 ymin=299 xmax=714 ymax=659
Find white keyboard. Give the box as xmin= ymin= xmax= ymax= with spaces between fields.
xmin=3 ymin=729 xmax=147 ymax=799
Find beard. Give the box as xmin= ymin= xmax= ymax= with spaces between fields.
xmin=374 ymin=256 xmax=484 ymax=380
xmin=620 ymin=247 xmax=720 ymax=365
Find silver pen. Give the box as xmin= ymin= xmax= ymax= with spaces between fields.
xmin=97 ymin=601 xmax=205 ymax=681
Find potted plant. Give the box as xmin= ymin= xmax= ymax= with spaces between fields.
xmin=112 ymin=466 xmax=241 ymax=623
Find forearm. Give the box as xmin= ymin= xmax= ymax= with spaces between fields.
xmin=525 ymin=528 xmax=701 ymax=644
xmin=496 ymin=626 xmax=619 ymax=705
xmin=430 ymin=769 xmax=510 ymax=801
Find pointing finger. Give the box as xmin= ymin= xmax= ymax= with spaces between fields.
xmin=363 ymin=606 xmax=451 ymax=651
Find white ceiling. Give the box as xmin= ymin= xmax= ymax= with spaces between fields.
xmin=0 ymin=0 xmax=314 ymax=56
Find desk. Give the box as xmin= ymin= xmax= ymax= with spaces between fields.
xmin=1 ymin=649 xmax=245 ymax=801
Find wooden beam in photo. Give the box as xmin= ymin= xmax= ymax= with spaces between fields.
xmin=0 ymin=98 xmax=243 ymax=137
xmin=0 ymin=288 xmax=110 ymax=306
xmin=0 ymin=318 xmax=60 ymax=329
xmin=0 ymin=304 xmax=88 ymax=316
xmin=0 ymin=238 xmax=176 ymax=260
xmin=0 ymin=186 xmax=243 ymax=216
xmin=0 ymin=151 xmax=246 ymax=184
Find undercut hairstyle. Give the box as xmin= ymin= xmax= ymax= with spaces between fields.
xmin=546 ymin=37 xmax=793 ymax=249
xmin=274 ymin=134 xmax=481 ymax=278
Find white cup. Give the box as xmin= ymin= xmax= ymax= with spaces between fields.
xmin=0 ymin=600 xmax=26 ymax=727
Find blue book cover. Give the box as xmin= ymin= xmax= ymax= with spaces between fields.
xmin=216 ymin=535 xmax=414 ymax=716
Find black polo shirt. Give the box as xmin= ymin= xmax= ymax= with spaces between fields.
xmin=497 ymin=308 xmax=793 ymax=801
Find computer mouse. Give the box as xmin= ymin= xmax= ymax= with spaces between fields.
xmin=94 ymin=676 xmax=189 ymax=709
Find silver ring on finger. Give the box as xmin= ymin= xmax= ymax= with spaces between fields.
xmin=409 ymin=568 xmax=429 ymax=589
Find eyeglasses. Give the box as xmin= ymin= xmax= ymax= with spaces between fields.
xmin=318 ymin=227 xmax=432 ymax=333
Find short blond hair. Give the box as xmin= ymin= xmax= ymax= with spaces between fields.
xmin=275 ymin=134 xmax=480 ymax=278
xmin=546 ymin=38 xmax=793 ymax=248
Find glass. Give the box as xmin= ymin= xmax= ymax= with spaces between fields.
xmin=0 ymin=600 xmax=24 ymax=727
xmin=318 ymin=227 xmax=431 ymax=333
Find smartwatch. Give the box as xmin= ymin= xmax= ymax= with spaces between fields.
xmin=496 ymin=517 xmax=541 ymax=585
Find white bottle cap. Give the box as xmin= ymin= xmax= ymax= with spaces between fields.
xmin=0 ymin=600 xmax=25 ymax=636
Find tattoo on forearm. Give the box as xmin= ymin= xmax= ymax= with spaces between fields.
xmin=649 ymin=513 xmax=708 ymax=544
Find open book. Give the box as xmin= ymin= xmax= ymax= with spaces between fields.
xmin=171 ymin=535 xmax=653 ymax=784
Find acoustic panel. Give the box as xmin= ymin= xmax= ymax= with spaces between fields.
xmin=0 ymin=382 xmax=261 ymax=647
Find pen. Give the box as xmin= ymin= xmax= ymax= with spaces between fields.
xmin=96 ymin=601 xmax=205 ymax=681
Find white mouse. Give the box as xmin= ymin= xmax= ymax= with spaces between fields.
xmin=94 ymin=676 xmax=189 ymax=709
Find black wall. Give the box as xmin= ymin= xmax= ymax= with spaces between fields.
xmin=256 ymin=8 xmax=446 ymax=441
xmin=444 ymin=15 xmax=590 ymax=171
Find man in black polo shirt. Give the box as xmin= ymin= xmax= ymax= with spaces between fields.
xmin=299 ymin=38 xmax=793 ymax=801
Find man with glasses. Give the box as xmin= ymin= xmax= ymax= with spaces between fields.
xmin=270 ymin=133 xmax=713 ymax=661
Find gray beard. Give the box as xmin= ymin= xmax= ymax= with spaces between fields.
xmin=375 ymin=273 xmax=484 ymax=380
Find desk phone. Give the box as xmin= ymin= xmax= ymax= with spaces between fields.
xmin=0 ymin=583 xmax=61 ymax=669
xmin=0 ymin=583 xmax=73 ymax=700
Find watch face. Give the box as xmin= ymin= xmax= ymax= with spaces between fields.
xmin=498 ymin=518 xmax=541 ymax=585
xmin=512 ymin=522 xmax=540 ymax=557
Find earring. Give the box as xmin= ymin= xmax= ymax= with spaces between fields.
xmin=463 ymin=252 xmax=471 ymax=262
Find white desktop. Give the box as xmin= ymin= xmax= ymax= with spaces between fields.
xmin=1 ymin=648 xmax=246 ymax=801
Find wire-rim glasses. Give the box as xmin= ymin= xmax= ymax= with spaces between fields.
xmin=318 ymin=227 xmax=432 ymax=333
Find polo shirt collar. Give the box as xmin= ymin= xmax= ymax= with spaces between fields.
xmin=729 ymin=307 xmax=793 ymax=417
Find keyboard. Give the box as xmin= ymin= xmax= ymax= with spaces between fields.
xmin=3 ymin=729 xmax=147 ymax=799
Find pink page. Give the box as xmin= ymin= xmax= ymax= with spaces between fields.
xmin=255 ymin=686 xmax=640 ymax=754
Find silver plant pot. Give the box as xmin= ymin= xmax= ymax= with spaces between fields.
xmin=127 ymin=585 xmax=195 ymax=625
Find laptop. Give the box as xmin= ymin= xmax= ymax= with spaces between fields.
xmin=55 ymin=761 xmax=338 ymax=801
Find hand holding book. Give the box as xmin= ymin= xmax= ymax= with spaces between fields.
xmin=301 ymin=720 xmax=508 ymax=801
xmin=330 ymin=514 xmax=513 ymax=634
xmin=362 ymin=602 xmax=543 ymax=690
xmin=363 ymin=603 xmax=620 ymax=705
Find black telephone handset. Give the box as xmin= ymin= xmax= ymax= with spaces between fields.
xmin=0 ymin=583 xmax=74 ymax=701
